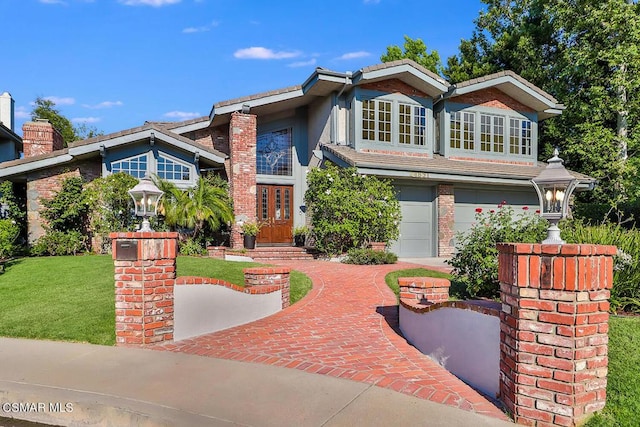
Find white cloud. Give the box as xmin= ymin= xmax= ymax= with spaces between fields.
xmin=234 ymin=47 xmax=300 ymax=60
xmin=43 ymin=96 xmax=76 ymax=106
xmin=288 ymin=58 xmax=317 ymax=68
xmin=14 ymin=106 xmax=30 ymax=119
xmin=82 ymin=101 xmax=123 ymax=109
xmin=72 ymin=117 xmax=101 ymax=124
xmin=183 ymin=20 xmax=219 ymax=33
xmin=163 ymin=111 xmax=201 ymax=120
xmin=39 ymin=0 xmax=68 ymax=5
xmin=336 ymin=51 xmax=371 ymax=60
xmin=118 ymin=0 xmax=181 ymax=6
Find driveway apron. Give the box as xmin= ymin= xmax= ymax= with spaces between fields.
xmin=156 ymin=260 xmax=508 ymax=420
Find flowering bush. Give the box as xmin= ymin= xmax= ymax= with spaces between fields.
xmin=0 ymin=219 xmax=20 ymax=260
xmin=304 ymin=165 xmax=401 ymax=255
xmin=447 ymin=203 xmax=548 ymax=298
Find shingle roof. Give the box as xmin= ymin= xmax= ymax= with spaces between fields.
xmin=214 ymin=85 xmax=303 ymax=109
xmin=455 ymin=70 xmax=560 ymax=105
xmin=323 ymin=145 xmax=591 ymax=182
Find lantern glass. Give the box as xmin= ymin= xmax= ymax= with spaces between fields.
xmin=128 ymin=177 xmax=164 ymax=232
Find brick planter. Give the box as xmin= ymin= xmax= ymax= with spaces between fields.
xmin=244 ymin=267 xmax=291 ymax=309
xmin=498 ymin=243 xmax=616 ymax=426
xmin=398 ymin=277 xmax=450 ymax=304
xmin=206 ymin=246 xmax=226 ymax=259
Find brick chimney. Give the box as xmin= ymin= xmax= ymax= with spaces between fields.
xmin=22 ymin=119 xmax=64 ymax=158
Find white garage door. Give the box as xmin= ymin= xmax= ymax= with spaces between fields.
xmin=389 ymin=185 xmax=435 ymax=258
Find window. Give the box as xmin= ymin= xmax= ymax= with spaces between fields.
xmin=450 ymin=111 xmax=475 ymax=150
xmin=480 ymin=114 xmax=505 ymax=153
xmin=157 ymin=154 xmax=190 ymax=181
xmin=111 ymin=154 xmax=148 ymax=178
xmin=257 ymin=128 xmax=293 ymax=176
xmin=399 ymin=104 xmax=426 ymax=146
xmin=510 ymin=119 xmax=532 ymax=155
xmin=362 ymin=99 xmax=392 ymax=143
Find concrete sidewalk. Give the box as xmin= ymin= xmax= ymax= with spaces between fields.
xmin=0 ymin=338 xmax=514 ymax=427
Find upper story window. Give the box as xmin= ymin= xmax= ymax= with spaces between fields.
xmin=157 ymin=154 xmax=191 ymax=181
xmin=360 ymin=96 xmax=428 ymax=147
xmin=257 ymin=128 xmax=292 ymax=176
xmin=111 ymin=154 xmax=148 ymax=178
xmin=450 ymin=109 xmax=532 ymax=157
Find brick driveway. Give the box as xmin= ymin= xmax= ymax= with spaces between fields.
xmin=156 ymin=260 xmax=508 ymax=420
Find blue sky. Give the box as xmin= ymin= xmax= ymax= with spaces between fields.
xmin=2 ymin=0 xmax=485 ymax=136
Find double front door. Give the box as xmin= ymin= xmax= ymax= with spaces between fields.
xmin=256 ymin=184 xmax=294 ymax=244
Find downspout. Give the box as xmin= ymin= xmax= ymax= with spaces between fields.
xmin=332 ymin=72 xmax=352 ymax=145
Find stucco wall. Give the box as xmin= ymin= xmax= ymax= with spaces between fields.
xmin=174 ymin=284 xmax=282 ymax=341
xmin=399 ymin=306 xmax=500 ymax=398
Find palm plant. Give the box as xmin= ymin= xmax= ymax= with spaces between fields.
xmin=154 ymin=176 xmax=234 ymax=241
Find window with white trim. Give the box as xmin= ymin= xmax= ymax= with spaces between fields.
xmin=111 ymin=154 xmax=148 ymax=178
xmin=362 ymin=99 xmax=392 ymax=142
xmin=480 ymin=113 xmax=505 ymax=153
xmin=450 ymin=111 xmax=475 ymax=150
xmin=157 ymin=154 xmax=191 ymax=181
xmin=510 ymin=118 xmax=532 ymax=156
xmin=399 ymin=103 xmax=426 ymax=146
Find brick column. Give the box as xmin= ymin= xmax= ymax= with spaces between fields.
xmin=22 ymin=119 xmax=64 ymax=158
xmin=244 ymin=267 xmax=291 ymax=308
xmin=110 ymin=232 xmax=178 ymax=346
xmin=437 ymin=184 xmax=455 ymax=257
xmin=498 ymin=243 xmax=616 ymax=426
xmin=229 ymin=112 xmax=257 ymax=249
xmin=398 ymin=277 xmax=450 ymax=304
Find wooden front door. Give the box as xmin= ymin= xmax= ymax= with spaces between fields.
xmin=256 ymin=184 xmax=294 ymax=244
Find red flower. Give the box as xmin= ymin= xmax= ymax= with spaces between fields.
xmin=475 ymin=208 xmax=483 ymax=213
xmin=522 ymin=206 xmax=529 ymax=211
xmin=490 ymin=210 xmax=495 ymax=213
xmin=501 ymin=200 xmax=507 ymax=205
xmin=535 ymin=209 xmax=541 ymax=214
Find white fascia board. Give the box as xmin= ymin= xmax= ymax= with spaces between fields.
xmin=355 ymin=166 xmax=535 ymax=186
xmin=211 ymin=88 xmax=306 ymax=119
xmin=357 ymin=64 xmax=449 ymax=93
xmin=0 ymin=154 xmax=74 ymax=178
xmin=453 ymin=76 xmax=555 ymax=108
xmin=168 ymin=120 xmax=211 ymax=134
xmin=69 ymin=129 xmax=226 ymax=164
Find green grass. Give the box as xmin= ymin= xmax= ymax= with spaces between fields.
xmin=384 ymin=267 xmax=466 ymax=299
xmin=0 ymin=255 xmax=312 ymax=346
xmin=585 ymin=316 xmax=640 ymax=427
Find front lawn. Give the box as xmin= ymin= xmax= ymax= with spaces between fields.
xmin=0 ymin=255 xmax=312 ymax=345
xmin=384 ymin=267 xmax=465 ymax=299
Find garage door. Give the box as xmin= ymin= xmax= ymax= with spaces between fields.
xmin=454 ymin=187 xmax=539 ymax=237
xmin=389 ymin=185 xmax=435 ymax=258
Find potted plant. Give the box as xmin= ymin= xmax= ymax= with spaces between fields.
xmin=241 ymin=221 xmax=261 ymax=249
xmin=293 ymin=225 xmax=309 ymax=247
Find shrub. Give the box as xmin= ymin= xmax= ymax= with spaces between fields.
xmin=30 ymin=231 xmax=87 ymax=256
xmin=447 ymin=204 xmax=548 ymax=298
xmin=342 ymin=248 xmax=398 ymax=265
xmin=304 ymin=165 xmax=401 ymax=255
xmin=179 ymin=238 xmax=207 ymax=256
xmin=562 ymin=221 xmax=640 ymax=313
xmin=85 ymin=172 xmax=138 ymax=235
xmin=41 ymin=176 xmax=89 ymax=233
xmin=0 ymin=219 xmax=20 ymax=260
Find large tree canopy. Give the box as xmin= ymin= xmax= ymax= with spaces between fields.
xmin=380 ymin=35 xmax=442 ymax=75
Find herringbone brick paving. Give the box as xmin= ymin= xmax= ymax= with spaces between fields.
xmin=156 ymin=260 xmax=508 ymax=420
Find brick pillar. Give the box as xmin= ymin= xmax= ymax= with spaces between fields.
xmin=110 ymin=232 xmax=178 ymax=346
xmin=22 ymin=119 xmax=64 ymax=158
xmin=398 ymin=277 xmax=450 ymax=304
xmin=498 ymin=243 xmax=616 ymax=426
xmin=437 ymin=184 xmax=455 ymax=257
xmin=229 ymin=112 xmax=257 ymax=249
xmin=244 ymin=267 xmax=291 ymax=308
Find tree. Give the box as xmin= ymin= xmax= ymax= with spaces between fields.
xmin=381 ymin=36 xmax=442 ymax=74
xmin=30 ymin=97 xmax=104 ymax=146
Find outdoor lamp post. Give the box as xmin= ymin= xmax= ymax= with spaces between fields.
xmin=128 ymin=177 xmax=164 ymax=232
xmin=531 ymin=149 xmax=578 ymax=244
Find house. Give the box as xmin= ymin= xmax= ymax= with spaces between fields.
xmin=0 ymin=60 xmax=592 ymax=257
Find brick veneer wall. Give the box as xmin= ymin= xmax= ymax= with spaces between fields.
xmin=399 ymin=277 xmax=450 ymax=304
xmin=437 ymin=184 xmax=455 ymax=257
xmin=498 ymin=243 xmax=616 ymax=426
xmin=26 ymin=161 xmax=101 ymax=243
xmin=110 ymin=232 xmax=178 ymax=346
xmin=360 ymin=79 xmax=429 ymax=98
xmin=229 ymin=112 xmax=257 ymax=249
xmin=450 ymin=87 xmax=535 ymax=113
xmin=22 ymin=120 xmax=64 ymax=158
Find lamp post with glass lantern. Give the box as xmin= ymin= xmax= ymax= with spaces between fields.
xmin=128 ymin=176 xmax=164 ymax=232
xmin=531 ymin=149 xmax=578 ymax=244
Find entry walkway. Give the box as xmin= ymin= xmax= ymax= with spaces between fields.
xmin=157 ymin=260 xmax=508 ymax=421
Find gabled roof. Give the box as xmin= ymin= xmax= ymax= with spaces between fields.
xmin=353 ymin=59 xmax=450 ymax=97
xmin=0 ymin=122 xmax=23 ymax=149
xmin=322 ymin=145 xmax=592 ymax=186
xmin=449 ymin=70 xmax=565 ymax=120
xmin=0 ymin=123 xmax=226 ymax=180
